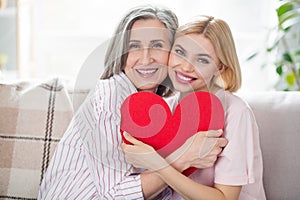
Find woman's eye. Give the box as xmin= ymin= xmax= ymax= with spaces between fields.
xmin=152 ymin=43 xmax=163 ymax=48
xmin=129 ymin=44 xmax=140 ymax=49
xmin=197 ymin=58 xmax=209 ymax=64
xmin=175 ymin=49 xmax=185 ymax=56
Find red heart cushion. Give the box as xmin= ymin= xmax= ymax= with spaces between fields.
xmin=120 ymin=91 xmax=224 ymax=176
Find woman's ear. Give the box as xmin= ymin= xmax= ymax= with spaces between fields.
xmin=214 ymin=63 xmax=225 ymax=76
xmin=219 ymin=64 xmax=225 ymax=72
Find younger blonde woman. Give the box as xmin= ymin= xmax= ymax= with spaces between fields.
xmin=122 ymin=15 xmax=266 ymax=200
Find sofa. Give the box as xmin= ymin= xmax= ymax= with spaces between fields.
xmin=0 ymin=78 xmax=89 ymax=200
xmin=0 ymin=78 xmax=300 ymax=200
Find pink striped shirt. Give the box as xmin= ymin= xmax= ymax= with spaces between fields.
xmin=38 ymin=73 xmax=171 ymax=199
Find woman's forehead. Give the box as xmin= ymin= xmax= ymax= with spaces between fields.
xmin=131 ymin=18 xmax=166 ymax=29
xmin=130 ymin=20 xmax=171 ymax=42
xmin=174 ymin=34 xmax=216 ymax=56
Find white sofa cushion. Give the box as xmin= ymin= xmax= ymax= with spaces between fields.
xmin=0 ymin=79 xmax=74 ymax=199
xmin=241 ymin=91 xmax=300 ymax=200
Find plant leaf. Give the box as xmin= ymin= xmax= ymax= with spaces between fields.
xmin=267 ymin=30 xmax=285 ymax=51
xmin=295 ymin=50 xmax=300 ymax=56
xmin=277 ymin=2 xmax=293 ymax=18
xmin=245 ymin=52 xmax=259 ymax=61
xmin=277 ymin=3 xmax=300 ymax=30
xmin=286 ymin=73 xmax=296 ymax=86
xmin=276 ymin=65 xmax=283 ymax=75
xmin=281 ymin=15 xmax=300 ymax=30
xmin=283 ymin=52 xmax=293 ymax=63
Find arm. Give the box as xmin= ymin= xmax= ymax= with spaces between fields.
xmin=125 ymin=129 xmax=227 ymax=199
xmin=140 ymin=172 xmax=170 ymax=199
xmin=156 ymin=165 xmax=241 ymax=200
xmin=38 ymin=81 xmax=169 ymax=199
xmin=38 ymin=112 xmax=99 ymax=199
xmin=122 ymin=132 xmax=240 ymax=200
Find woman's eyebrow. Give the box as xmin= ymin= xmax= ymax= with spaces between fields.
xmin=129 ymin=40 xmax=141 ymax=43
xmin=174 ymin=44 xmax=185 ymax=51
xmin=129 ymin=39 xmax=166 ymax=43
xmin=150 ymin=39 xmax=166 ymax=43
xmin=197 ymin=53 xmax=212 ymax=58
xmin=175 ymin=44 xmax=213 ymax=59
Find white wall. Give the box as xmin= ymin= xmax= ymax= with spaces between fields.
xmin=10 ymin=0 xmax=279 ymax=92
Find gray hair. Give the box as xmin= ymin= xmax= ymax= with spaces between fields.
xmin=100 ymin=4 xmax=178 ymax=79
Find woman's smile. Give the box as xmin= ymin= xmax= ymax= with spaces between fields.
xmin=175 ymin=71 xmax=196 ymax=83
xmin=135 ymin=67 xmax=159 ymax=77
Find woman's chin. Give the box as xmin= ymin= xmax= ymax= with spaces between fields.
xmin=137 ymin=83 xmax=159 ymax=92
xmin=173 ymin=83 xmax=195 ymax=93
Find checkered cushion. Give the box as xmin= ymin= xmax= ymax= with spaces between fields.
xmin=0 ymin=78 xmax=84 ymax=199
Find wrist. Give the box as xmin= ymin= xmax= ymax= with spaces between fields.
xmin=169 ymin=158 xmax=189 ymax=172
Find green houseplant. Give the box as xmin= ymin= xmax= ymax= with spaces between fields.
xmin=248 ymin=0 xmax=300 ymax=91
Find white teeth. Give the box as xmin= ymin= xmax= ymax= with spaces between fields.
xmin=177 ymin=72 xmax=193 ymax=81
xmin=136 ymin=69 xmax=157 ymax=74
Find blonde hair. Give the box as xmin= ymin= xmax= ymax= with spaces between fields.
xmin=176 ymin=16 xmax=242 ymax=92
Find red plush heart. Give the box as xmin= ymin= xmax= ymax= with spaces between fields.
xmin=120 ymin=91 xmax=224 ymax=176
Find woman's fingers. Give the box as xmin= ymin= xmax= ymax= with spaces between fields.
xmin=122 ymin=131 xmax=155 ymax=154
xmin=123 ymin=131 xmax=141 ymax=145
xmin=203 ymin=129 xmax=223 ymax=137
xmin=198 ymin=130 xmax=228 ymax=149
xmin=217 ymin=137 xmax=228 ymax=148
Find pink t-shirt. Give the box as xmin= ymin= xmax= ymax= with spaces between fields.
xmin=170 ymin=90 xmax=266 ymax=200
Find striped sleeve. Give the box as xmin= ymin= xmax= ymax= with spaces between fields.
xmin=81 ymin=75 xmax=144 ymax=199
xmin=38 ymin=73 xmax=148 ymax=199
xmin=38 ymin=97 xmax=100 ymax=199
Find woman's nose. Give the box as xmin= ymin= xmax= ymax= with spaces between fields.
xmin=139 ymin=48 xmax=153 ymax=65
xmin=180 ymin=59 xmax=194 ymax=72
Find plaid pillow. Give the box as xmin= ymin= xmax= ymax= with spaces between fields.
xmin=0 ymin=78 xmax=79 ymax=199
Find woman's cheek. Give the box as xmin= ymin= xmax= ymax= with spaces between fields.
xmin=124 ymin=52 xmax=137 ymax=71
xmin=168 ymin=54 xmax=181 ymax=68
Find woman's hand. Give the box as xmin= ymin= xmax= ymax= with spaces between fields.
xmin=167 ymin=130 xmax=228 ymax=172
xmin=121 ymin=132 xmax=169 ymax=171
xmin=121 ymin=130 xmax=227 ymax=172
